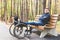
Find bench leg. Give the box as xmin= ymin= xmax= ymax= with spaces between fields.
xmin=40 ymin=30 xmax=48 ymax=38
xmin=40 ymin=28 xmax=58 ymax=38
xmin=48 ymin=28 xmax=58 ymax=36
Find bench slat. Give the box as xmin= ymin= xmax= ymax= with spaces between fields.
xmin=46 ymin=14 xmax=58 ymax=28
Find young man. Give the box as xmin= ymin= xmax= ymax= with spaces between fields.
xmin=25 ymin=8 xmax=50 ymax=30
xmin=20 ymin=8 xmax=50 ymax=37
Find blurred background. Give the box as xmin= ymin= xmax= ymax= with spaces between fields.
xmin=0 ymin=0 xmax=60 ymax=33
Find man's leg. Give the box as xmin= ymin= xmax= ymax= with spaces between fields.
xmin=25 ymin=22 xmax=45 ymax=30
xmin=25 ymin=22 xmax=44 ymax=25
xmin=25 ymin=22 xmax=37 ymax=25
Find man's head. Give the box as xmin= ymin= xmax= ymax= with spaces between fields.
xmin=44 ymin=8 xmax=49 ymax=13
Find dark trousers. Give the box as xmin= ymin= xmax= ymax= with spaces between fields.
xmin=24 ymin=21 xmax=44 ymax=26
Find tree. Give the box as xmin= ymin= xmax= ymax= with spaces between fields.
xmin=43 ymin=0 xmax=46 ymax=13
xmin=9 ymin=0 xmax=13 ymax=23
xmin=4 ymin=0 xmax=7 ymax=23
xmin=0 ymin=0 xmax=2 ymax=20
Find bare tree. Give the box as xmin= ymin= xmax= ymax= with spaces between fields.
xmin=16 ymin=0 xmax=19 ymax=17
xmin=43 ymin=0 xmax=46 ymax=13
xmin=20 ymin=0 xmax=24 ymax=22
xmin=35 ymin=0 xmax=38 ymax=15
xmin=9 ymin=0 xmax=13 ymax=23
xmin=54 ymin=0 xmax=56 ymax=14
xmin=11 ymin=0 xmax=12 ymax=18
xmin=13 ymin=0 xmax=16 ymax=16
xmin=1 ymin=0 xmax=2 ymax=20
xmin=4 ymin=0 xmax=7 ymax=23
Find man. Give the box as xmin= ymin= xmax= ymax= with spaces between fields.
xmin=20 ymin=8 xmax=50 ymax=37
xmin=25 ymin=8 xmax=50 ymax=30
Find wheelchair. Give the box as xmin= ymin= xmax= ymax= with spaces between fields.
xmin=9 ymin=16 xmax=32 ymax=39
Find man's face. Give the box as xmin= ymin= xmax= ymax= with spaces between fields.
xmin=44 ymin=9 xmax=49 ymax=13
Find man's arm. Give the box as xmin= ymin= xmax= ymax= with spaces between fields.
xmin=39 ymin=14 xmax=50 ymax=20
xmin=43 ymin=14 xmax=50 ymax=19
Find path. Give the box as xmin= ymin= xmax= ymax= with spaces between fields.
xmin=0 ymin=21 xmax=60 ymax=40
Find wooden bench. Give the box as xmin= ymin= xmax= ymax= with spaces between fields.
xmin=32 ymin=14 xmax=58 ymax=38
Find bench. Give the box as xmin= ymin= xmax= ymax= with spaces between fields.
xmin=32 ymin=14 xmax=58 ymax=38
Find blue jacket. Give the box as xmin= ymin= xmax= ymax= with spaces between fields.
xmin=39 ymin=13 xmax=50 ymax=25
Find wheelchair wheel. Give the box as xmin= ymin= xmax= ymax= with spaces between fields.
xmin=24 ymin=27 xmax=32 ymax=38
xmin=9 ymin=23 xmax=15 ymax=37
xmin=13 ymin=26 xmax=24 ymax=39
xmin=13 ymin=25 xmax=32 ymax=39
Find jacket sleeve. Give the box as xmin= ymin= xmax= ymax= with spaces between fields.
xmin=39 ymin=14 xmax=50 ymax=20
xmin=43 ymin=14 xmax=50 ymax=19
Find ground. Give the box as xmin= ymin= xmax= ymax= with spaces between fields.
xmin=0 ymin=21 xmax=60 ymax=40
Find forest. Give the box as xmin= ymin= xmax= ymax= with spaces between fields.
xmin=0 ymin=0 xmax=60 ymax=23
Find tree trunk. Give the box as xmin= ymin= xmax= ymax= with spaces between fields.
xmin=43 ymin=0 xmax=46 ymax=13
xmin=9 ymin=0 xmax=13 ymax=23
xmin=4 ymin=0 xmax=7 ymax=23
